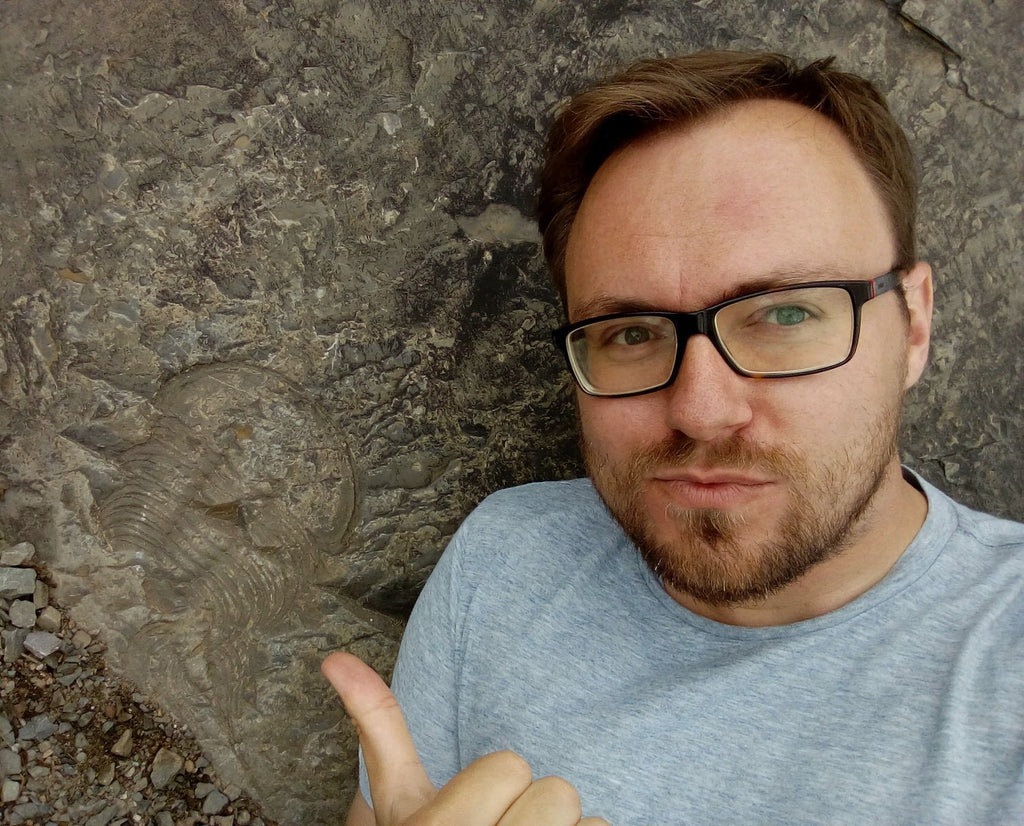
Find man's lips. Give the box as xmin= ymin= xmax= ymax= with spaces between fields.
xmin=652 ymin=468 xmax=775 ymax=486
xmin=648 ymin=469 xmax=777 ymax=508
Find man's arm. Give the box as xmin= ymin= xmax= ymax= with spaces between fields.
xmin=323 ymin=653 xmax=608 ymax=826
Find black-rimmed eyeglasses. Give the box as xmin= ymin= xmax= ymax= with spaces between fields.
xmin=552 ymin=270 xmax=901 ymax=397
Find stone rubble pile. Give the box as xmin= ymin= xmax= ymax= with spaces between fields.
xmin=0 ymin=541 xmax=279 ymax=825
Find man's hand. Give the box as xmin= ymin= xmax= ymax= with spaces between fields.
xmin=322 ymin=652 xmax=609 ymax=825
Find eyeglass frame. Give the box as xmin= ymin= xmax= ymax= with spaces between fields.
xmin=551 ymin=269 xmax=902 ymax=398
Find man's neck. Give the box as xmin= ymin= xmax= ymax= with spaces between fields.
xmin=664 ymin=463 xmax=929 ymax=627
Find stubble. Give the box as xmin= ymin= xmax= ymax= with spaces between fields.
xmin=582 ymin=399 xmax=904 ymax=607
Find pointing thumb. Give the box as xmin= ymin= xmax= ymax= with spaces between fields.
xmin=322 ymin=652 xmax=436 ymax=824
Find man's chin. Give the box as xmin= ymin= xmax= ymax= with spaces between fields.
xmin=639 ymin=532 xmax=804 ymax=607
xmin=656 ymin=504 xmax=745 ymax=547
xmin=630 ymin=501 xmax=833 ymax=606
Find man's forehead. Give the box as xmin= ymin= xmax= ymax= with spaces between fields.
xmin=568 ymin=265 xmax=864 ymax=320
xmin=563 ymin=100 xmax=896 ymax=321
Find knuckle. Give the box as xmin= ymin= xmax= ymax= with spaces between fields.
xmin=531 ymin=775 xmax=582 ymax=814
xmin=485 ymin=749 xmax=533 ymax=783
xmin=462 ymin=749 xmax=533 ymax=793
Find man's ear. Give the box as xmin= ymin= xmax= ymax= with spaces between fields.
xmin=901 ymin=261 xmax=933 ymax=389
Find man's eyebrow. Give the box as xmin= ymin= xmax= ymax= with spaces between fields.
xmin=715 ymin=271 xmax=827 ymax=302
xmin=570 ymin=295 xmax=663 ymax=321
xmin=570 ymin=268 xmax=851 ymax=321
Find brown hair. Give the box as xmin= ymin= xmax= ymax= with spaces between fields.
xmin=538 ymin=51 xmax=917 ymax=306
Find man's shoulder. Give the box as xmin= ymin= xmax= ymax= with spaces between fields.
xmin=921 ymin=474 xmax=1024 ymax=552
xmin=474 ymin=477 xmax=603 ymax=520
xmin=447 ymin=477 xmax=623 ymax=575
xmin=951 ymin=500 xmax=1024 ymax=548
xmin=916 ymin=476 xmax=1024 ymax=633
xmin=458 ymin=478 xmax=614 ymax=547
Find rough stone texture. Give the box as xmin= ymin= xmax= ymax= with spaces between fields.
xmin=0 ymin=1 xmax=1020 ymax=824
xmin=151 ymin=747 xmax=186 ymax=791
xmin=8 ymin=601 xmax=36 ymax=629
xmin=0 ymin=543 xmax=35 ymax=567
xmin=0 ymin=569 xmax=36 ymax=599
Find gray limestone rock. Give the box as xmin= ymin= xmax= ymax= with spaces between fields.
xmin=8 ymin=600 xmax=36 ymax=629
xmin=110 ymin=728 xmax=134 ymax=758
xmin=0 ymin=569 xmax=36 ymax=599
xmin=0 ymin=748 xmax=21 ymax=778
xmin=2 ymin=779 xmax=21 ymax=804
xmin=35 ymin=605 xmax=61 ymax=632
xmin=150 ymin=747 xmax=185 ymax=790
xmin=17 ymin=715 xmax=56 ymax=743
xmin=203 ymin=790 xmax=230 ymax=816
xmin=2 ymin=629 xmax=28 ymax=663
xmin=84 ymin=804 xmax=120 ymax=826
xmin=23 ymin=631 xmax=61 ymax=659
xmin=0 ymin=543 xmax=35 ymax=567
xmin=32 ymin=579 xmax=47 ymax=610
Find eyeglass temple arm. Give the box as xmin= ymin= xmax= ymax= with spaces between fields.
xmin=871 ymin=269 xmax=901 ymax=298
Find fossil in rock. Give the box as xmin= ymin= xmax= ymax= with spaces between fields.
xmin=97 ymin=361 xmax=358 ymax=722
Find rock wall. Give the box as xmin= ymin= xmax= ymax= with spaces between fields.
xmin=0 ymin=0 xmax=1021 ymax=822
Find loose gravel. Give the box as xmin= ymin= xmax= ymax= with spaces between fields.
xmin=1 ymin=541 xmax=281 ymax=826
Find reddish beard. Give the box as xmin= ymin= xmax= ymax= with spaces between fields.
xmin=582 ymin=420 xmax=899 ymax=607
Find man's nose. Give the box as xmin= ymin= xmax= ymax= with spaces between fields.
xmin=661 ymin=334 xmax=754 ymax=441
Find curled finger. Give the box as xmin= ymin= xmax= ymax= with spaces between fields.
xmin=425 ymin=750 xmax=533 ymax=824
xmin=496 ymin=775 xmax=582 ymax=826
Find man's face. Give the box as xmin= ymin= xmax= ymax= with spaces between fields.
xmin=563 ymin=100 xmax=932 ymax=611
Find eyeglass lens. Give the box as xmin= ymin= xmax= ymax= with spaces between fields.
xmin=566 ymin=285 xmax=857 ymax=395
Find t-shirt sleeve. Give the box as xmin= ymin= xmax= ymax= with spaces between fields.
xmin=358 ymin=524 xmax=469 ymax=802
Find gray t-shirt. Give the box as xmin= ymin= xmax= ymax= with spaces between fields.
xmin=363 ymin=472 xmax=1024 ymax=824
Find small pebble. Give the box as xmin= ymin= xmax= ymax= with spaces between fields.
xmin=84 ymin=803 xmax=119 ymax=826
xmin=9 ymin=801 xmax=54 ymax=823
xmin=8 ymin=600 xmax=36 ymax=628
xmin=3 ymin=629 xmax=28 ymax=662
xmin=1 ymin=777 xmax=20 ymax=802
xmin=36 ymin=605 xmax=61 ymax=632
xmin=0 ymin=567 xmax=36 ymax=598
xmin=24 ymin=631 xmax=61 ymax=659
xmin=110 ymin=728 xmax=133 ymax=758
xmin=203 ymin=789 xmax=230 ymax=815
xmin=33 ymin=579 xmax=49 ymax=609
xmin=18 ymin=715 xmax=56 ymax=742
xmin=71 ymin=629 xmax=92 ymax=649
xmin=0 ymin=542 xmax=36 ymax=566
xmin=0 ymin=748 xmax=21 ymax=776
xmin=150 ymin=747 xmax=184 ymax=789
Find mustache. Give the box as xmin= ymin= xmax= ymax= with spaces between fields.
xmin=627 ymin=432 xmax=803 ymax=478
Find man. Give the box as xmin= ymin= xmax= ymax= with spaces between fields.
xmin=324 ymin=51 xmax=1024 ymax=825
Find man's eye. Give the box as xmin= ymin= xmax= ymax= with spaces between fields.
xmin=762 ymin=305 xmax=812 ymax=326
xmin=610 ymin=325 xmax=655 ymax=345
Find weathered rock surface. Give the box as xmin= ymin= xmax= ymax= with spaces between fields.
xmin=0 ymin=1 xmax=1021 ymax=824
